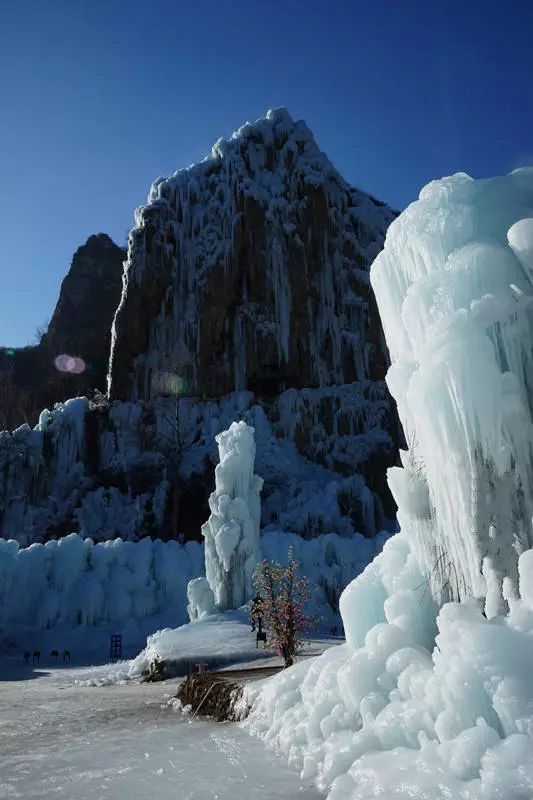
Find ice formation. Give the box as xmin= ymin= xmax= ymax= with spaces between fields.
xmin=0 ymin=533 xmax=203 ymax=630
xmin=245 ymin=532 xmax=533 ymax=798
xmin=244 ymin=170 xmax=533 ymax=798
xmin=195 ymin=420 xmax=263 ymax=614
xmin=186 ymin=577 xmax=215 ymax=621
xmin=371 ymin=168 xmax=533 ymax=605
xmin=0 ymin=529 xmax=384 ymax=639
xmin=0 ymin=386 xmax=394 ymax=546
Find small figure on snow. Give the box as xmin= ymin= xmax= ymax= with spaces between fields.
xmin=250 ymin=593 xmax=264 ymax=632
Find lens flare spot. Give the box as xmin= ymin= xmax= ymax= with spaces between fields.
xmin=152 ymin=372 xmax=188 ymax=395
xmin=54 ymin=354 xmax=86 ymax=375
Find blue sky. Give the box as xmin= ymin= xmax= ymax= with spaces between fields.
xmin=1 ymin=0 xmax=532 ymax=346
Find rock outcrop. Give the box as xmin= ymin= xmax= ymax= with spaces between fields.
xmin=109 ymin=108 xmax=394 ymax=401
xmin=0 ymin=234 xmax=125 ymax=429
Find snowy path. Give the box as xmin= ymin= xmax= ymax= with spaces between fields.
xmin=0 ymin=662 xmax=320 ymax=799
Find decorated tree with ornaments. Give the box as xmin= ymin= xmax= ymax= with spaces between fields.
xmin=252 ymin=550 xmax=314 ymax=668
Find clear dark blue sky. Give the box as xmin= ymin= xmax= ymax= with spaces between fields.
xmin=1 ymin=0 xmax=532 ymax=346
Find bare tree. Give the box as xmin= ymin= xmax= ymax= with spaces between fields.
xmin=156 ymin=395 xmax=198 ymax=538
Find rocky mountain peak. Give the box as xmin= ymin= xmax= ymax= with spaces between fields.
xmin=0 ymin=234 xmax=125 ymax=429
xmin=108 ymin=108 xmax=396 ymax=401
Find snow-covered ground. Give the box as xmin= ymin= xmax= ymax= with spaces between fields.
xmin=0 ymin=659 xmax=321 ymax=799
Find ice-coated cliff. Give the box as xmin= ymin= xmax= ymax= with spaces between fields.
xmin=0 ymin=109 xmax=399 ymax=546
xmin=371 ymin=168 xmax=533 ymax=606
xmin=0 ymin=387 xmax=393 ymax=545
xmin=108 ymin=107 xmax=395 ymax=401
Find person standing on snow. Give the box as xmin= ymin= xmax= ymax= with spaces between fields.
xmin=250 ymin=593 xmax=264 ymax=632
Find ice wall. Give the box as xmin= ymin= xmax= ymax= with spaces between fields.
xmin=0 ymin=529 xmax=379 ymax=634
xmin=199 ymin=420 xmax=263 ymax=612
xmin=0 ymin=533 xmax=203 ymax=630
xmin=371 ymin=169 xmax=533 ymax=606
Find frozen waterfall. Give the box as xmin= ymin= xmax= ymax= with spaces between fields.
xmin=371 ymin=168 xmax=533 ymax=609
xmin=190 ymin=420 xmax=263 ymax=616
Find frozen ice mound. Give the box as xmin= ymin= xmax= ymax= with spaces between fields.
xmin=129 ymin=609 xmax=273 ymax=677
xmin=245 ymin=533 xmax=533 ymax=799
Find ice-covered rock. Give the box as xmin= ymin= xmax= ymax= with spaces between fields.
xmin=108 ymin=108 xmax=395 ymax=402
xmin=0 ymin=389 xmax=394 ymax=545
xmin=199 ymin=420 xmax=263 ymax=612
xmin=0 ymin=110 xmax=399 ymax=546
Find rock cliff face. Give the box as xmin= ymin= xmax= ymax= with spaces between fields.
xmin=109 ymin=108 xmax=394 ymax=401
xmin=0 ymin=110 xmax=401 ymax=546
xmin=0 ymin=234 xmax=125 ymax=428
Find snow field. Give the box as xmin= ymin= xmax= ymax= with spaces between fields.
xmin=0 ymin=665 xmax=321 ymax=799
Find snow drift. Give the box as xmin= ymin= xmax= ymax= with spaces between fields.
xmin=245 ymin=170 xmax=533 ymax=798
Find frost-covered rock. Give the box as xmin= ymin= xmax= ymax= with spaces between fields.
xmin=199 ymin=420 xmax=263 ymax=612
xmin=108 ymin=107 xmax=395 ymax=402
xmin=0 ymin=110 xmax=399 ymax=546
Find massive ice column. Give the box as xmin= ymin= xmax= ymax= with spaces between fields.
xmin=193 ymin=420 xmax=263 ymax=614
xmin=371 ymin=169 xmax=533 ymax=609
